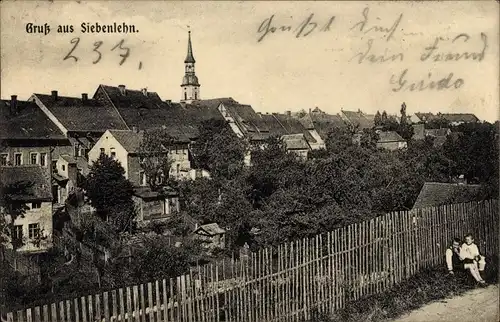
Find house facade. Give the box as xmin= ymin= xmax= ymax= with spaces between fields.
xmin=88 ymin=130 xmax=185 ymax=223
xmin=376 ymin=131 xmax=407 ymax=150
xmin=1 ymin=96 xmax=71 ymax=180
xmin=193 ymin=223 xmax=226 ymax=249
xmin=0 ymin=166 xmax=53 ymax=253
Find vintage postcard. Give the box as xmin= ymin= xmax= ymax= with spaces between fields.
xmin=1 ymin=1 xmax=498 ymax=321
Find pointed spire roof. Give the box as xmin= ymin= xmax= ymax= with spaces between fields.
xmin=184 ymin=31 xmax=196 ymax=64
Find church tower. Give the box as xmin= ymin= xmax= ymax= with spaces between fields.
xmin=180 ymin=31 xmax=200 ymax=103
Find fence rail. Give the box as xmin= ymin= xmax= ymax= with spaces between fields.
xmin=3 ymin=200 xmax=498 ymax=322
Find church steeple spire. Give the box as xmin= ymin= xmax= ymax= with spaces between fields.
xmin=184 ymin=31 xmax=196 ymax=64
xmin=181 ymin=30 xmax=200 ymax=103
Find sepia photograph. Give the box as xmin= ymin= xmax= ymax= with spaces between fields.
xmin=0 ymin=1 xmax=499 ymax=321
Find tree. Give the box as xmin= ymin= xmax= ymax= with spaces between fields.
xmin=85 ymin=154 xmax=136 ymax=232
xmin=138 ymin=128 xmax=175 ymax=191
xmin=400 ymin=102 xmax=407 ymax=125
xmin=374 ymin=111 xmax=382 ymax=126
xmin=190 ymin=119 xmax=247 ymax=180
xmin=0 ymin=176 xmax=32 ymax=250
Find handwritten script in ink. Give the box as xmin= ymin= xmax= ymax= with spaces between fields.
xmin=255 ymin=6 xmax=490 ymax=92
xmin=63 ymin=37 xmax=143 ymax=70
xmin=257 ymin=14 xmax=335 ymax=43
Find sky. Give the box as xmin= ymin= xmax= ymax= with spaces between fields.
xmin=1 ymin=1 xmax=498 ymax=122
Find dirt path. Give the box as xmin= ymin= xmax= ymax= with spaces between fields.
xmin=393 ymin=284 xmax=499 ymax=322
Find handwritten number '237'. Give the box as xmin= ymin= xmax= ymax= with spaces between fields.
xmin=64 ymin=37 xmax=130 ymax=65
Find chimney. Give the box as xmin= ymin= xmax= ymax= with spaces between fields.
xmin=309 ymin=108 xmax=311 ymax=114
xmin=10 ymin=95 xmax=18 ymax=114
xmin=132 ymin=126 xmax=138 ymax=133
xmin=142 ymin=88 xmax=148 ymax=97
xmin=81 ymin=93 xmax=88 ymax=102
xmin=165 ymin=100 xmax=171 ymax=104
xmin=51 ymin=90 xmax=58 ymax=100
xmin=286 ymin=110 xmax=291 ymax=116
xmin=118 ymin=85 xmax=126 ymax=95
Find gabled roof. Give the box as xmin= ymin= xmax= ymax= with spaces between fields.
xmin=109 ymin=130 xmax=144 ymax=153
xmin=377 ymin=131 xmax=405 ymax=143
xmin=341 ymin=110 xmax=374 ymax=130
xmin=60 ymin=154 xmax=77 ymax=164
xmin=194 ymin=223 xmax=226 ymax=236
xmin=33 ymin=93 xmax=128 ymax=132
xmin=96 ymin=85 xmax=225 ymax=140
xmin=412 ymin=182 xmax=484 ymax=210
xmin=0 ymin=99 xmax=66 ymax=140
xmin=415 ymin=112 xmax=438 ymax=122
xmin=425 ymin=128 xmax=451 ymax=137
xmin=440 ymin=113 xmax=479 ymax=123
xmin=282 ymin=134 xmax=310 ymax=150
xmin=0 ymin=166 xmax=52 ymax=201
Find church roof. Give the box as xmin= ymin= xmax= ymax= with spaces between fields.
xmin=184 ymin=31 xmax=196 ymax=64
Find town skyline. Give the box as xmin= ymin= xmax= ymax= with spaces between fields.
xmin=1 ymin=1 xmax=498 ymax=122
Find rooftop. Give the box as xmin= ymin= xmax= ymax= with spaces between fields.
xmin=0 ymin=166 xmax=52 ymax=201
xmin=34 ymin=93 xmax=128 ymax=132
xmin=412 ymin=182 xmax=484 ymax=210
xmin=0 ymin=98 xmax=66 ymax=140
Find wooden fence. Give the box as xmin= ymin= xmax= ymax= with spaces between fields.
xmin=3 ymin=200 xmax=498 ymax=322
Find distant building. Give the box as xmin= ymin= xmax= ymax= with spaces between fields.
xmin=412 ymin=182 xmax=484 ymax=210
xmin=52 ymin=155 xmax=78 ymax=205
xmin=411 ymin=123 xmax=425 ymax=140
xmin=193 ymin=223 xmax=226 ymax=249
xmin=440 ymin=113 xmax=479 ymax=126
xmin=281 ymin=133 xmax=311 ymax=160
xmin=181 ymin=31 xmax=200 ymax=104
xmin=341 ymin=109 xmax=374 ymax=131
xmin=0 ymin=166 xmax=53 ymax=253
xmin=376 ymin=131 xmax=407 ymax=150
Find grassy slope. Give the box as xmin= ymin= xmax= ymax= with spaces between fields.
xmin=308 ymin=256 xmax=498 ymax=322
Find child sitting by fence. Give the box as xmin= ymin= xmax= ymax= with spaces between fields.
xmin=460 ymin=233 xmax=487 ymax=285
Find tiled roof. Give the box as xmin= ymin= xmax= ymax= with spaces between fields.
xmin=415 ymin=113 xmax=438 ymax=122
xmin=309 ymin=112 xmax=347 ymax=139
xmin=109 ymin=130 xmax=144 ymax=153
xmin=195 ymin=223 xmax=226 ymax=236
xmin=282 ymin=134 xmax=310 ymax=150
xmin=377 ymin=131 xmax=405 ymax=143
xmin=0 ymin=99 xmax=66 ymax=140
xmin=273 ymin=114 xmax=317 ymax=143
xmin=0 ymin=166 xmax=52 ymax=201
xmin=412 ymin=182 xmax=484 ymax=209
xmin=432 ymin=135 xmax=448 ymax=147
xmin=60 ymin=154 xmax=77 ymax=164
xmin=97 ymin=85 xmax=226 ymax=140
xmin=425 ymin=128 xmax=451 ymax=137
xmin=440 ymin=113 xmax=479 ymax=123
xmin=341 ymin=110 xmax=374 ymax=130
xmin=34 ymin=93 xmax=128 ymax=132
xmin=133 ymin=186 xmax=178 ymax=199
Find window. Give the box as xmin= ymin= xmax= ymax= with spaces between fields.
xmin=62 ymin=164 xmax=66 ymax=171
xmin=195 ymin=92 xmax=198 ymax=100
xmin=110 ymin=148 xmax=116 ymax=158
xmin=176 ymin=164 xmax=180 ymax=173
xmin=12 ymin=225 xmax=23 ymax=240
xmin=80 ymin=148 xmax=85 ymax=158
xmin=40 ymin=153 xmax=47 ymax=167
xmin=14 ymin=153 xmax=22 ymax=166
xmin=140 ymin=171 xmax=147 ymax=186
xmin=100 ymin=148 xmax=105 ymax=155
xmin=31 ymin=202 xmax=42 ymax=209
xmin=74 ymin=146 xmax=80 ymax=157
xmin=28 ymin=223 xmax=40 ymax=239
xmin=0 ymin=153 xmax=8 ymax=166
xmin=84 ymin=149 xmax=89 ymax=159
xmin=184 ymin=92 xmax=187 ymax=100
xmin=30 ymin=152 xmax=38 ymax=165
